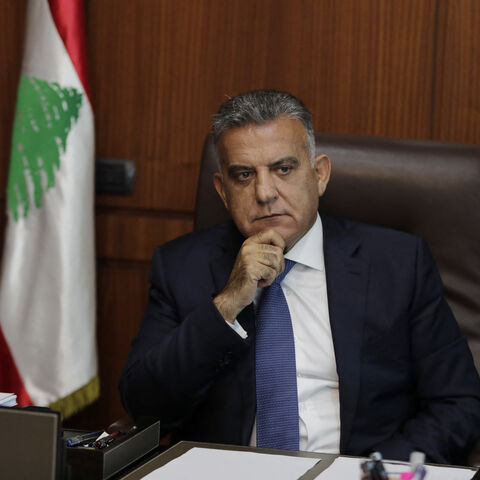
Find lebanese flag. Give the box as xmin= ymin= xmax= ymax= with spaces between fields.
xmin=0 ymin=0 xmax=98 ymax=418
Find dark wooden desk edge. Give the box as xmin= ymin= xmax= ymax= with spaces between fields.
xmin=119 ymin=441 xmax=338 ymax=479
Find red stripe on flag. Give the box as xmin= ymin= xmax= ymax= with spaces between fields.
xmin=0 ymin=325 xmax=32 ymax=406
xmin=47 ymin=0 xmax=92 ymax=103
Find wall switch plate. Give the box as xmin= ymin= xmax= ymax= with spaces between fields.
xmin=95 ymin=158 xmax=136 ymax=195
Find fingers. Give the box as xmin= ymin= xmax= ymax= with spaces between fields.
xmin=242 ymin=229 xmax=285 ymax=274
xmin=242 ymin=243 xmax=284 ymax=272
xmin=213 ymin=229 xmax=286 ymax=323
xmin=239 ymin=255 xmax=280 ymax=286
xmin=251 ymin=229 xmax=286 ymax=250
xmin=238 ymin=250 xmax=283 ymax=285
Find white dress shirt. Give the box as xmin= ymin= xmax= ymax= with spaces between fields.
xmin=228 ymin=214 xmax=340 ymax=453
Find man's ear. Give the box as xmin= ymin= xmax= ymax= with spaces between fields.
xmin=213 ymin=172 xmax=229 ymax=210
xmin=314 ymin=154 xmax=331 ymax=196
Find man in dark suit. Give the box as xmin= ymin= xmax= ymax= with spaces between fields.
xmin=119 ymin=90 xmax=480 ymax=464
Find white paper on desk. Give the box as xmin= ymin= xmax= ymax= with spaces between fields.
xmin=0 ymin=392 xmax=17 ymax=407
xmin=142 ymin=447 xmax=320 ymax=480
xmin=315 ymin=456 xmax=476 ymax=480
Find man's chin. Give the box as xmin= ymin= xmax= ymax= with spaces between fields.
xmin=248 ymin=219 xmax=296 ymax=244
xmin=253 ymin=218 xmax=308 ymax=251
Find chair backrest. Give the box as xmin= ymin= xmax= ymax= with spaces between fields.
xmin=194 ymin=133 xmax=480 ymax=373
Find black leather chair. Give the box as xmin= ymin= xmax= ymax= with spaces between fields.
xmin=195 ymin=132 xmax=480 ymax=465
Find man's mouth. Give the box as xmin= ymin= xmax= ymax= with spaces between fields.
xmin=255 ymin=213 xmax=285 ymax=221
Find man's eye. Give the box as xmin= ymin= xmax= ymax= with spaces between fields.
xmin=237 ymin=171 xmax=251 ymax=180
xmin=278 ymin=165 xmax=291 ymax=174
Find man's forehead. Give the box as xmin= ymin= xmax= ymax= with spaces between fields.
xmin=217 ymin=117 xmax=308 ymax=165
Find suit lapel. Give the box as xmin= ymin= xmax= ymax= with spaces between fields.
xmin=322 ymin=215 xmax=369 ymax=453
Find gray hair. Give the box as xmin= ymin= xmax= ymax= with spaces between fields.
xmin=212 ymin=89 xmax=315 ymax=164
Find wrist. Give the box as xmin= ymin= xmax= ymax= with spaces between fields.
xmin=213 ymin=292 xmax=238 ymax=324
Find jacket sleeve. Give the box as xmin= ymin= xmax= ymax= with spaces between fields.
xmin=118 ymin=244 xmax=250 ymax=435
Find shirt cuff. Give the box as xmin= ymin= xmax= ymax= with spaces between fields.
xmin=226 ymin=319 xmax=248 ymax=339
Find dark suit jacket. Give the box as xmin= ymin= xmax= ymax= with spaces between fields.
xmin=119 ymin=215 xmax=480 ymax=464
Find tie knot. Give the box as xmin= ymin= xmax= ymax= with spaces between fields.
xmin=274 ymin=259 xmax=295 ymax=285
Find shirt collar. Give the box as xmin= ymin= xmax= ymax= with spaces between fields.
xmin=284 ymin=213 xmax=325 ymax=272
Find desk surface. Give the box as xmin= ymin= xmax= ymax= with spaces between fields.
xmin=120 ymin=441 xmax=337 ymax=479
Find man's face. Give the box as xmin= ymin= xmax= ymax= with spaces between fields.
xmin=213 ymin=116 xmax=331 ymax=250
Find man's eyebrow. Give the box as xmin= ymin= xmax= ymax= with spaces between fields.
xmin=227 ymin=164 xmax=255 ymax=175
xmin=270 ymin=156 xmax=299 ymax=167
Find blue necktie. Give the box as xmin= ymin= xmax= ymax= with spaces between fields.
xmin=255 ymin=259 xmax=299 ymax=450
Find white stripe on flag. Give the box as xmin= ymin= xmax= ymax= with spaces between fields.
xmin=0 ymin=0 xmax=98 ymax=416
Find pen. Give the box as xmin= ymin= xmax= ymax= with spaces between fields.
xmin=411 ymin=465 xmax=426 ymax=480
xmin=360 ymin=459 xmax=376 ymax=479
xmin=67 ymin=430 xmax=103 ymax=447
xmin=371 ymin=452 xmax=389 ymax=480
xmin=93 ymin=430 xmax=124 ymax=449
xmin=92 ymin=425 xmax=137 ymax=449
xmin=409 ymin=451 xmax=426 ymax=480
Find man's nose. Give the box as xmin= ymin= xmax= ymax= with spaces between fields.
xmin=255 ymin=171 xmax=278 ymax=204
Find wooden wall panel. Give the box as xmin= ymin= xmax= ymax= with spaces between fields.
xmin=433 ymin=0 xmax=480 ymax=144
xmin=96 ymin=209 xmax=193 ymax=262
xmin=88 ymin=0 xmax=437 ymax=213
xmin=87 ymin=0 xmax=211 ymax=213
xmin=94 ymin=261 xmax=152 ymax=428
xmin=297 ymin=0 xmax=437 ymax=138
